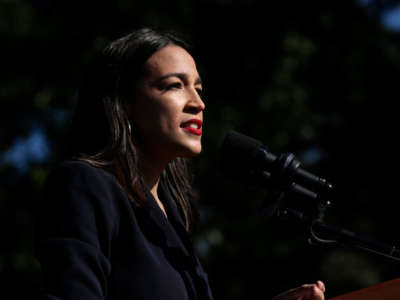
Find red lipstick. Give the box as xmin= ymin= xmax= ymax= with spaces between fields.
xmin=181 ymin=119 xmax=203 ymax=136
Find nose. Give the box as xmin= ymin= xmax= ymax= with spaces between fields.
xmin=185 ymin=88 xmax=205 ymax=113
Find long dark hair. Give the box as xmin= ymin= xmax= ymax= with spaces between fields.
xmin=68 ymin=28 xmax=199 ymax=231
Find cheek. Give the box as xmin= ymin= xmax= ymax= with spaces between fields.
xmin=136 ymin=100 xmax=182 ymax=135
xmin=156 ymin=101 xmax=183 ymax=131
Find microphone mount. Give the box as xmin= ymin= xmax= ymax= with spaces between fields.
xmin=263 ymin=151 xmax=400 ymax=263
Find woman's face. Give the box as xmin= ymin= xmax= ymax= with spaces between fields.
xmin=131 ymin=45 xmax=205 ymax=163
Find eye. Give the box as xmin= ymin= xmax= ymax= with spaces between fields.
xmin=196 ymin=87 xmax=203 ymax=96
xmin=166 ymin=82 xmax=183 ymax=90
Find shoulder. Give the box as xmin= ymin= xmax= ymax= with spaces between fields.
xmin=43 ymin=160 xmax=127 ymax=217
xmin=46 ymin=160 xmax=115 ymax=186
xmin=44 ymin=160 xmax=126 ymax=197
xmin=36 ymin=161 xmax=125 ymax=262
xmin=38 ymin=160 xmax=126 ymax=245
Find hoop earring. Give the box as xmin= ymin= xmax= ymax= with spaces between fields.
xmin=127 ymin=121 xmax=132 ymax=135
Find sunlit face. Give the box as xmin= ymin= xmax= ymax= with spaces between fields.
xmin=130 ymin=45 xmax=205 ymax=163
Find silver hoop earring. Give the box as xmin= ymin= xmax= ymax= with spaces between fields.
xmin=127 ymin=121 xmax=132 ymax=134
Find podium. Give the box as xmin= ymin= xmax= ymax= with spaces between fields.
xmin=330 ymin=278 xmax=400 ymax=299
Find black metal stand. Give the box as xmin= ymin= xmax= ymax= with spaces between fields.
xmin=263 ymin=152 xmax=400 ymax=263
xmin=276 ymin=205 xmax=400 ymax=262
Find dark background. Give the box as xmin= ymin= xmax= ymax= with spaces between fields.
xmin=2 ymin=0 xmax=400 ymax=299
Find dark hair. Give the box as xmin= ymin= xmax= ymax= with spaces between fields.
xmin=68 ymin=28 xmax=198 ymax=231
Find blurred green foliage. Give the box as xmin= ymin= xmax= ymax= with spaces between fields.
xmin=2 ymin=0 xmax=400 ymax=299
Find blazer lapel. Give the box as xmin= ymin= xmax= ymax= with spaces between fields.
xmin=139 ymin=182 xmax=191 ymax=257
xmin=135 ymin=181 xmax=213 ymax=300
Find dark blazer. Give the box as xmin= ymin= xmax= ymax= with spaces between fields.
xmin=34 ymin=160 xmax=214 ymax=300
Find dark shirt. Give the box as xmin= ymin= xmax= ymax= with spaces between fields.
xmin=34 ymin=160 xmax=214 ymax=300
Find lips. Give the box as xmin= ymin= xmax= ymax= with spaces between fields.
xmin=180 ymin=119 xmax=203 ymax=136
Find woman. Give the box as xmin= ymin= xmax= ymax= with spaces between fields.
xmin=35 ymin=28 xmax=325 ymax=300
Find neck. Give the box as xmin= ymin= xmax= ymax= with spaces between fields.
xmin=138 ymin=154 xmax=167 ymax=194
xmin=141 ymin=163 xmax=162 ymax=199
xmin=137 ymin=150 xmax=170 ymax=217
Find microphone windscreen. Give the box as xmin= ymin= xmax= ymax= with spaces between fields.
xmin=220 ymin=131 xmax=263 ymax=173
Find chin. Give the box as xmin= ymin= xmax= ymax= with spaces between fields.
xmin=186 ymin=149 xmax=202 ymax=158
xmin=181 ymin=147 xmax=202 ymax=158
xmin=177 ymin=142 xmax=202 ymax=158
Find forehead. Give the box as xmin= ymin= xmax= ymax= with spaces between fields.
xmin=144 ymin=45 xmax=198 ymax=78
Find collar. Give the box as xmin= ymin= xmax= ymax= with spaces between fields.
xmin=136 ymin=179 xmax=195 ymax=268
xmin=136 ymin=179 xmax=213 ymax=300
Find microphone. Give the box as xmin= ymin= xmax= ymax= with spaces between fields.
xmin=220 ymin=130 xmax=333 ymax=199
xmin=220 ymin=132 xmax=400 ymax=262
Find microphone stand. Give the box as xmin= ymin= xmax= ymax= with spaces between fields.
xmin=262 ymin=152 xmax=400 ymax=263
xmin=277 ymin=205 xmax=400 ymax=263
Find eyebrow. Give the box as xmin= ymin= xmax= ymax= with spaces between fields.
xmin=157 ymin=72 xmax=202 ymax=85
